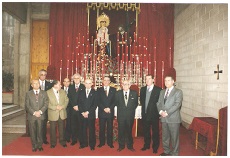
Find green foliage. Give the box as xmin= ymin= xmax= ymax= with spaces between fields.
xmin=2 ymin=71 xmax=14 ymax=92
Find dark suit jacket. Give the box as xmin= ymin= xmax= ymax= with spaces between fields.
xmin=25 ymin=90 xmax=48 ymax=121
xmin=78 ymin=89 xmax=97 ymax=119
xmin=29 ymin=80 xmax=52 ymax=91
xmin=116 ymin=90 xmax=138 ymax=122
xmin=157 ymin=87 xmax=183 ymax=123
xmin=140 ymin=85 xmax=161 ymax=121
xmin=68 ymin=83 xmax=85 ymax=108
xmin=97 ymin=86 xmax=116 ymax=118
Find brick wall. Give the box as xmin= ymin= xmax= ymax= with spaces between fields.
xmin=174 ymin=4 xmax=228 ymax=125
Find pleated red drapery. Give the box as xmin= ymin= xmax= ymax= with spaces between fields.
xmin=48 ymin=3 xmax=88 ymax=81
xmin=138 ymin=4 xmax=175 ymax=87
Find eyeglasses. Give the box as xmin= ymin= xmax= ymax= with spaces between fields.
xmin=74 ymin=78 xmax=80 ymax=79
xmin=40 ymin=74 xmax=47 ymax=76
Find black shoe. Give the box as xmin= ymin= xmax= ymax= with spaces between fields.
xmin=128 ymin=148 xmax=135 ymax=152
xmin=62 ymin=144 xmax=67 ymax=148
xmin=79 ymin=145 xmax=85 ymax=149
xmin=117 ymin=148 xmax=124 ymax=152
xmin=90 ymin=147 xmax=95 ymax=150
xmin=32 ymin=148 xmax=37 ymax=152
xmin=50 ymin=145 xmax=56 ymax=148
xmin=38 ymin=147 xmax=43 ymax=151
xmin=153 ymin=149 xmax=158 ymax=153
xmin=109 ymin=145 xmax=114 ymax=148
xmin=97 ymin=144 xmax=104 ymax=148
xmin=43 ymin=141 xmax=49 ymax=144
xmin=141 ymin=147 xmax=150 ymax=151
xmin=70 ymin=142 xmax=76 ymax=146
xmin=159 ymin=152 xmax=170 ymax=156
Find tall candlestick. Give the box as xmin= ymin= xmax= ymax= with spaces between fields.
xmin=67 ymin=60 xmax=69 ymax=78
xmin=49 ymin=36 xmax=52 ymax=65
xmin=162 ymin=61 xmax=164 ymax=88
xmin=60 ymin=60 xmax=62 ymax=82
xmin=169 ymin=38 xmax=172 ymax=68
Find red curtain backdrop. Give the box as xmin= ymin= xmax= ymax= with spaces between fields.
xmin=48 ymin=2 xmax=87 ymax=80
xmin=138 ymin=4 xmax=174 ymax=88
xmin=47 ymin=3 xmax=175 ymax=87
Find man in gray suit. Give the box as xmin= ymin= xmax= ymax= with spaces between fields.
xmin=25 ymin=79 xmax=48 ymax=152
xmin=116 ymin=80 xmax=138 ymax=152
xmin=157 ymin=75 xmax=183 ymax=156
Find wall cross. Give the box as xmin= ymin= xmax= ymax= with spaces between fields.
xmin=214 ymin=64 xmax=223 ymax=80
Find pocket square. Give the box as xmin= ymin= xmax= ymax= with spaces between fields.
xmin=131 ymin=98 xmax=134 ymax=99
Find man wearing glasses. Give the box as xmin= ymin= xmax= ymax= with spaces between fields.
xmin=67 ymin=73 xmax=85 ymax=146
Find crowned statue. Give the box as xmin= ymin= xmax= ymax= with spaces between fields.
xmin=97 ymin=12 xmax=110 ymax=56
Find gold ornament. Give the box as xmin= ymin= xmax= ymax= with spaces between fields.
xmin=97 ymin=12 xmax=110 ymax=29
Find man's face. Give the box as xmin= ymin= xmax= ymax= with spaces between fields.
xmin=39 ymin=71 xmax=47 ymax=81
xmin=146 ymin=76 xmax=154 ymax=86
xmin=84 ymin=79 xmax=92 ymax=89
xmin=73 ymin=75 xmax=81 ymax=84
xmin=31 ymin=80 xmax=40 ymax=90
xmin=63 ymin=78 xmax=70 ymax=87
xmin=122 ymin=81 xmax=131 ymax=91
xmin=103 ymin=77 xmax=110 ymax=87
xmin=164 ymin=77 xmax=174 ymax=88
xmin=54 ymin=81 xmax=62 ymax=91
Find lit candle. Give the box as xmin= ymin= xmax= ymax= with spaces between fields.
xmin=82 ymin=36 xmax=85 ymax=44
xmin=125 ymin=32 xmax=127 ymax=41
xmin=117 ymin=32 xmax=119 ymax=41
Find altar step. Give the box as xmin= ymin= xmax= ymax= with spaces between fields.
xmin=2 ymin=104 xmax=26 ymax=133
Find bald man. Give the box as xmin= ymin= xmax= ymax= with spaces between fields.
xmin=78 ymin=79 xmax=98 ymax=150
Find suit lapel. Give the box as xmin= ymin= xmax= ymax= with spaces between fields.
xmin=165 ymin=88 xmax=176 ymax=104
xmin=127 ymin=91 xmax=133 ymax=107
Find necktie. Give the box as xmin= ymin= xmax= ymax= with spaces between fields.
xmin=65 ymin=87 xmax=68 ymax=94
xmin=41 ymin=81 xmax=45 ymax=90
xmin=75 ymin=85 xmax=79 ymax=92
xmin=147 ymin=87 xmax=150 ymax=92
xmin=57 ymin=91 xmax=59 ymax=103
xmin=164 ymin=89 xmax=169 ymax=104
xmin=86 ymin=89 xmax=89 ymax=98
xmin=105 ymin=87 xmax=108 ymax=96
xmin=35 ymin=91 xmax=38 ymax=102
xmin=125 ymin=92 xmax=128 ymax=100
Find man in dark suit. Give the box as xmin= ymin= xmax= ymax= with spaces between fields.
xmin=116 ymin=80 xmax=138 ymax=152
xmin=25 ymin=79 xmax=48 ymax=152
xmin=67 ymin=73 xmax=85 ymax=146
xmin=157 ymin=75 xmax=183 ymax=156
xmin=97 ymin=76 xmax=116 ymax=148
xmin=62 ymin=78 xmax=71 ymax=143
xmin=29 ymin=69 xmax=52 ymax=144
xmin=140 ymin=74 xmax=161 ymax=153
xmin=47 ymin=80 xmax=69 ymax=148
xmin=78 ymin=78 xmax=97 ymax=150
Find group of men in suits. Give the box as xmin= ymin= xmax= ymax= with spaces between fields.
xmin=26 ymin=69 xmax=183 ymax=156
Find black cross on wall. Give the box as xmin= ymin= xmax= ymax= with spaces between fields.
xmin=214 ymin=64 xmax=223 ymax=80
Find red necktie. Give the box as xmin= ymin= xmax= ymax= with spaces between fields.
xmin=75 ymin=86 xmax=79 ymax=92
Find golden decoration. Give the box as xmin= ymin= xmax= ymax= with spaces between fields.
xmin=97 ymin=12 xmax=110 ymax=28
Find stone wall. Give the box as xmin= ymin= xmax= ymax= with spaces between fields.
xmin=2 ymin=12 xmax=15 ymax=73
xmin=174 ymin=4 xmax=228 ymax=126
